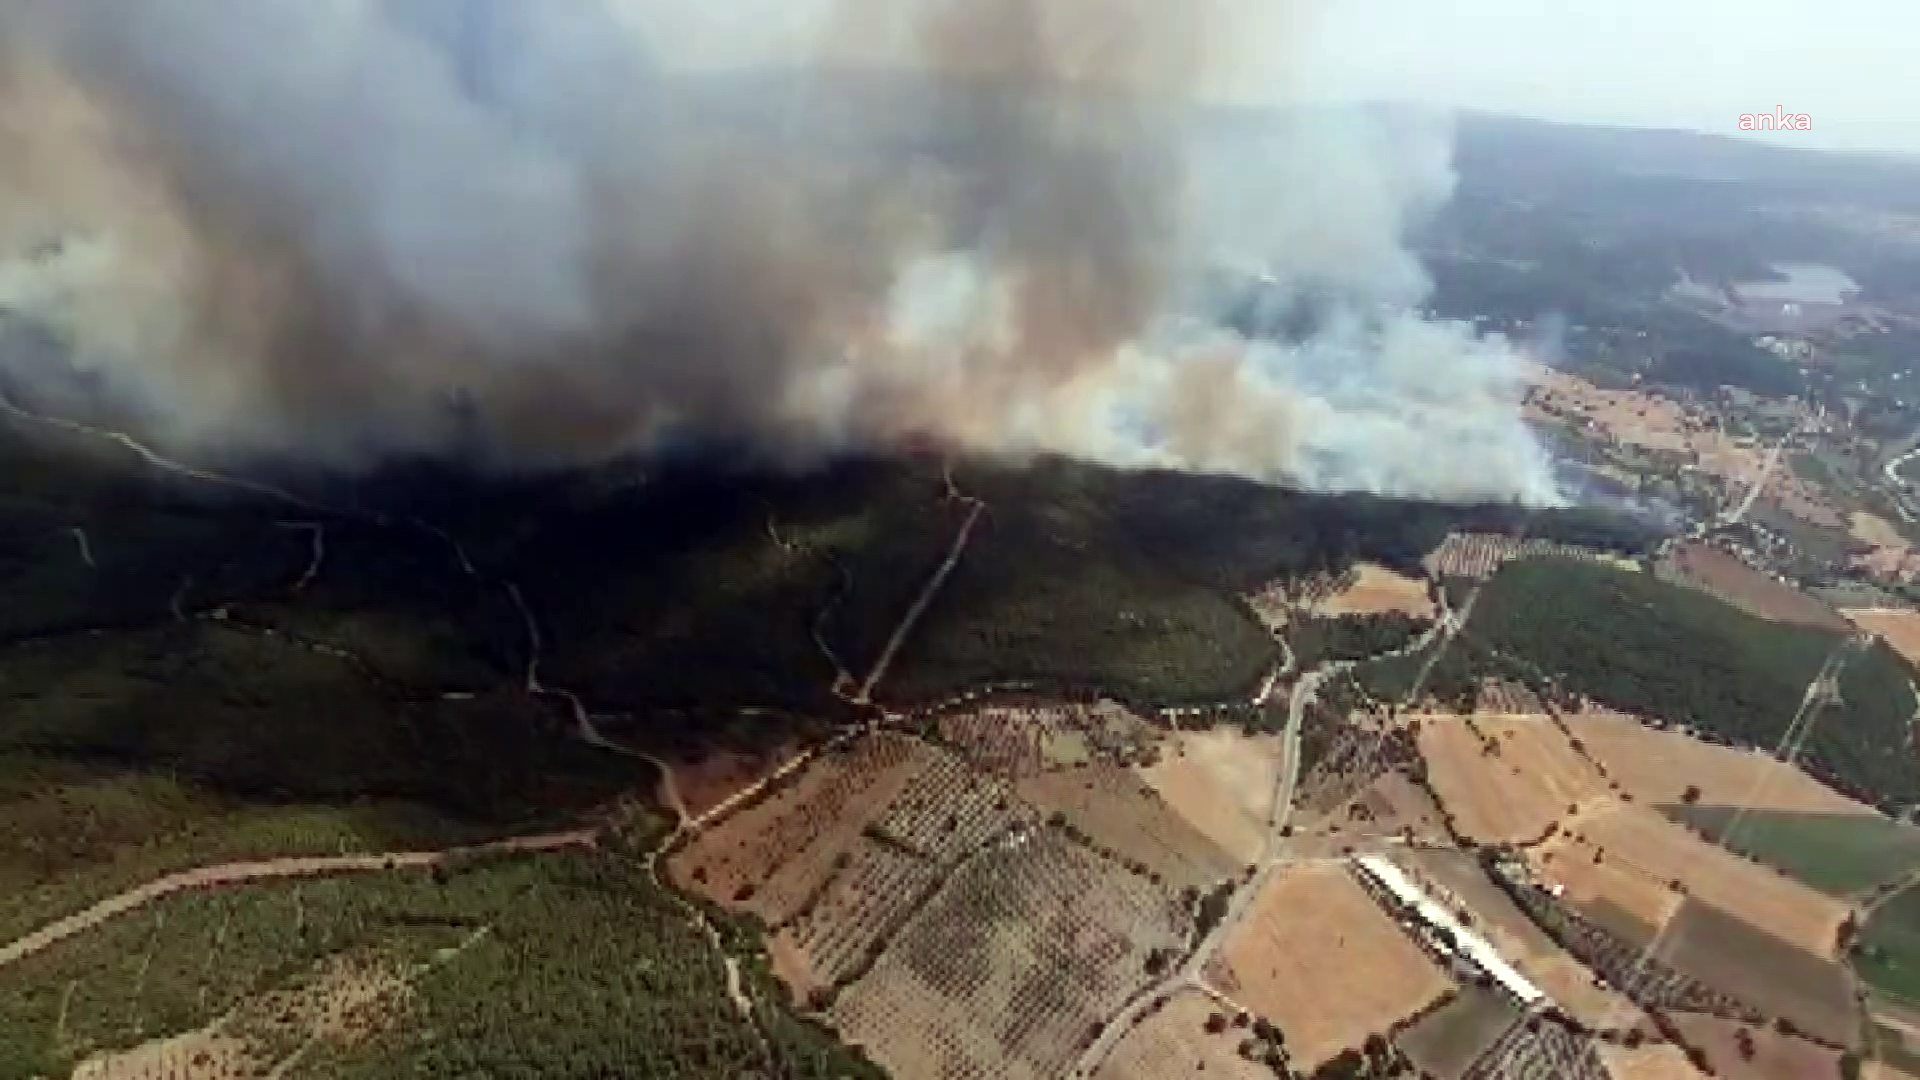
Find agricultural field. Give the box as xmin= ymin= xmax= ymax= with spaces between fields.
xmin=830 ymin=828 xmax=1188 ymax=1080
xmin=1460 ymin=1015 xmax=1611 ymax=1080
xmin=1669 ymin=1012 xmax=1844 ymax=1080
xmin=939 ymin=700 xmax=1159 ymax=779
xmin=1846 ymin=607 xmax=1920 ymax=668
xmin=1400 ymin=850 xmax=1637 ymax=1028
xmin=1015 ymin=764 xmax=1243 ymax=892
xmin=1653 ymin=899 xmax=1860 ymax=1048
xmin=1395 ymin=986 xmax=1521 ymax=1080
xmin=1595 ymin=1041 xmax=1709 ymax=1080
xmin=1658 ymin=541 xmax=1852 ymax=631
xmin=1135 ymin=727 xmax=1281 ymax=864
xmin=1664 ymin=804 xmax=1920 ymax=897
xmin=1546 ymin=805 xmax=1851 ymax=955
xmin=772 ymin=835 xmax=941 ymax=999
xmin=1857 ymin=887 xmax=1920 ymax=1006
xmin=1473 ymin=558 xmax=1920 ymax=812
xmin=1417 ymin=715 xmax=1609 ymax=843
xmin=1092 ymin=989 xmax=1272 ymax=1080
xmin=1312 ymin=562 xmax=1438 ymax=620
xmin=1564 ymin=711 xmax=1870 ymax=814
xmin=668 ymin=731 xmax=936 ymax=922
xmin=664 ymin=742 xmax=803 ymax=821
xmin=1207 ymin=864 xmax=1452 ymax=1071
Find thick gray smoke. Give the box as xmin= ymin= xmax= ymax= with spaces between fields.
xmin=0 ymin=0 xmax=1560 ymax=504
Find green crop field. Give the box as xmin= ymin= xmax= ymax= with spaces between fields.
xmin=1664 ymin=804 xmax=1920 ymax=898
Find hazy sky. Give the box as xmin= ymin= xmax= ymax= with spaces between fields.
xmin=1298 ymin=0 xmax=1920 ymax=156
xmin=620 ymin=0 xmax=1920 ymax=157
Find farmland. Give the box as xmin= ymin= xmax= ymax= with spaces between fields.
xmin=1665 ymin=804 xmax=1920 ymax=896
xmin=1857 ymin=886 xmax=1920 ymax=1005
xmin=1207 ymin=864 xmax=1452 ymax=1071
xmin=1654 ymin=898 xmax=1860 ymax=1048
xmin=1657 ymin=541 xmax=1851 ymax=631
xmin=1135 ymin=727 xmax=1282 ymax=864
xmin=1400 ymin=850 xmax=1636 ymax=1028
xmin=1417 ymin=715 xmax=1609 ymax=843
xmin=1395 ymin=986 xmax=1521 ymax=1080
xmin=1669 ymin=1012 xmax=1844 ymax=1080
xmin=1473 ymin=557 xmax=1920 ymax=812
xmin=1564 ymin=711 xmax=1871 ymax=814
xmin=1847 ymin=607 xmax=1920 ymax=668
xmin=830 ymin=828 xmax=1188 ymax=1080
xmin=1092 ymin=989 xmax=1271 ymax=1080
xmin=668 ymin=731 xmax=935 ymax=921
xmin=1015 ymin=764 xmax=1243 ymax=892
xmin=1313 ymin=562 xmax=1438 ymax=620
xmin=1544 ymin=805 xmax=1851 ymax=955
xmin=1595 ymin=1041 xmax=1709 ymax=1080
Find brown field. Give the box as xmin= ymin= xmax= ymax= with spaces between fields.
xmin=670 ymin=732 xmax=939 ymax=923
xmin=1670 ymin=1013 xmax=1842 ymax=1080
xmin=1418 ymin=715 xmax=1609 ymax=843
xmin=1661 ymin=542 xmax=1851 ymax=631
xmin=1871 ymin=1066 xmax=1920 ymax=1080
xmin=1094 ymin=989 xmax=1271 ymax=1080
xmin=1335 ymin=769 xmax=1452 ymax=844
xmin=775 ymin=835 xmax=941 ymax=997
xmin=668 ymin=743 xmax=801 ymax=820
xmin=1654 ymin=899 xmax=1860 ymax=1048
xmin=1400 ymin=850 xmax=1637 ymax=1029
xmin=1528 ymin=840 xmax=1684 ymax=938
xmin=1546 ymin=804 xmax=1850 ymax=954
xmin=1314 ymin=562 xmax=1437 ymax=620
xmin=1595 ymin=1042 xmax=1709 ymax=1080
xmin=1136 ymin=728 xmax=1281 ymax=864
xmin=1564 ymin=712 xmax=1870 ymax=814
xmin=1207 ymin=864 xmax=1452 ymax=1070
xmin=831 ymin=829 xmax=1188 ymax=1080
xmin=1016 ymin=764 xmax=1243 ymax=892
xmin=1395 ymin=986 xmax=1519 ymax=1080
xmin=1846 ymin=608 xmax=1920 ymax=669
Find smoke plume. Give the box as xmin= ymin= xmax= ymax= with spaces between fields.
xmin=0 ymin=0 xmax=1560 ymax=504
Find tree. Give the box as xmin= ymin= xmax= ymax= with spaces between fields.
xmin=1682 ymin=784 xmax=1702 ymax=805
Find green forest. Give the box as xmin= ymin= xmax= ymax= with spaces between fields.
xmin=1473 ymin=558 xmax=1920 ymax=811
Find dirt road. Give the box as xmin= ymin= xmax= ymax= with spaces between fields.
xmin=854 ymin=466 xmax=985 ymax=704
xmin=0 ymin=831 xmax=594 ymax=972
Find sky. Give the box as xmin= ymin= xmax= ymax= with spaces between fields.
xmin=616 ymin=0 xmax=1920 ymax=158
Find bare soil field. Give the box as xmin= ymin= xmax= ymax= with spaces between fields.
xmin=1400 ymin=850 xmax=1637 ymax=1029
xmin=1564 ymin=712 xmax=1870 ymax=814
xmin=1335 ymin=770 xmax=1452 ymax=844
xmin=668 ymin=743 xmax=801 ymax=820
xmin=1670 ymin=1012 xmax=1842 ymax=1080
xmin=1016 ymin=764 xmax=1243 ymax=892
xmin=1654 ymin=898 xmax=1859 ymax=1048
xmin=1661 ymin=542 xmax=1851 ymax=630
xmin=1849 ymin=513 xmax=1920 ymax=583
xmin=1846 ymin=608 xmax=1920 ymax=669
xmin=1395 ymin=986 xmax=1519 ymax=1080
xmin=1594 ymin=1042 xmax=1709 ymax=1080
xmin=1136 ymin=727 xmax=1281 ymax=864
xmin=1207 ymin=864 xmax=1452 ymax=1070
xmin=1549 ymin=805 xmax=1850 ymax=954
xmin=670 ymin=731 xmax=938 ymax=923
xmin=1528 ymin=842 xmax=1684 ymax=939
xmin=1418 ymin=715 xmax=1609 ymax=843
xmin=1314 ymin=563 xmax=1437 ymax=620
xmin=830 ymin=829 xmax=1188 ymax=1080
xmin=1093 ymin=989 xmax=1271 ymax=1080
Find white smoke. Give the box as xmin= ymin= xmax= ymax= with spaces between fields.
xmin=0 ymin=0 xmax=1561 ymax=505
